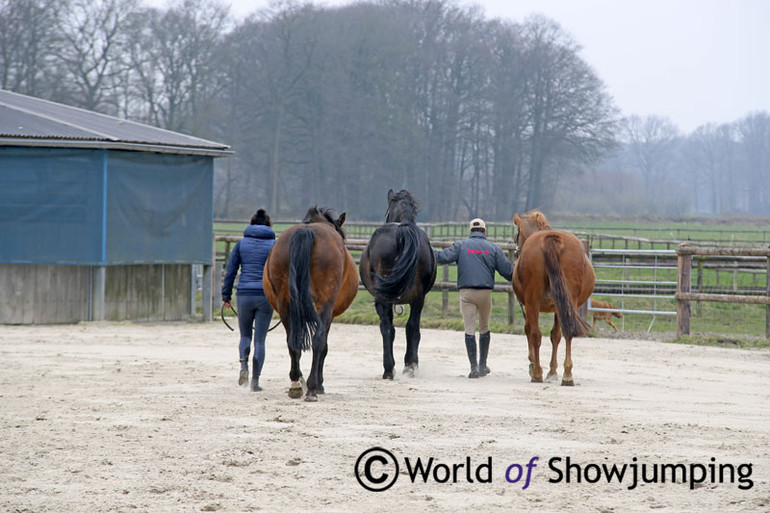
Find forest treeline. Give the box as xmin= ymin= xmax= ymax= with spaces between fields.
xmin=2 ymin=0 xmax=769 ymax=220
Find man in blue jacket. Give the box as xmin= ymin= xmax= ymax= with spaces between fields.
xmin=222 ymin=209 xmax=275 ymax=391
xmin=434 ymin=218 xmax=513 ymax=378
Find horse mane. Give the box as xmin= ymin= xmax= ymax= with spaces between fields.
xmin=303 ymin=206 xmax=346 ymax=239
xmin=386 ymin=189 xmax=419 ymax=224
xmin=525 ymin=210 xmax=552 ymax=230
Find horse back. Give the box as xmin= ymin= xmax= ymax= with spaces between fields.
xmin=513 ymin=230 xmax=594 ymax=307
xmin=263 ymin=223 xmax=358 ymax=319
xmin=360 ymin=223 xmax=435 ymax=303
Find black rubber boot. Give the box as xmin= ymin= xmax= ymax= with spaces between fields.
xmin=238 ymin=357 xmax=249 ymax=386
xmin=465 ymin=334 xmax=479 ymax=379
xmin=250 ymin=358 xmax=262 ymax=391
xmin=478 ymin=331 xmax=491 ymax=377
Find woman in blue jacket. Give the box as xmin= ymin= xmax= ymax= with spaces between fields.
xmin=222 ymin=209 xmax=276 ymax=391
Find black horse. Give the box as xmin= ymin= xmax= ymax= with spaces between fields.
xmin=359 ymin=189 xmax=437 ymax=379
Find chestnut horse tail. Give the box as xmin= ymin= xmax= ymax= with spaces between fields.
xmin=374 ymin=223 xmax=420 ymax=301
xmin=543 ymin=235 xmax=591 ymax=338
xmin=288 ymin=228 xmax=319 ymax=352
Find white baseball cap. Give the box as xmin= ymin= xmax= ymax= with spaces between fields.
xmin=469 ymin=218 xmax=486 ymax=231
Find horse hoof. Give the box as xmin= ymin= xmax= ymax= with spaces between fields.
xmin=530 ymin=376 xmax=543 ymax=383
xmin=316 ymin=386 xmax=325 ymax=394
xmin=382 ymin=371 xmax=394 ymax=380
xmin=304 ymin=392 xmax=318 ymax=402
xmin=288 ymin=386 xmax=303 ymax=399
xmin=478 ymin=366 xmax=490 ymax=377
xmin=545 ymin=372 xmax=558 ymax=382
xmin=561 ymin=379 xmax=575 ymax=387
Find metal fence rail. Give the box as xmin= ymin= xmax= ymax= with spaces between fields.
xmin=589 ymin=249 xmax=678 ymax=332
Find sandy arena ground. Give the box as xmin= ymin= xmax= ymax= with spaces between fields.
xmin=1 ymin=321 xmax=768 ymax=512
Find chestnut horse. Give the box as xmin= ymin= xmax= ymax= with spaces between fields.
xmin=359 ymin=189 xmax=437 ymax=379
xmin=512 ymin=211 xmax=595 ymax=386
xmin=263 ymin=207 xmax=359 ymax=401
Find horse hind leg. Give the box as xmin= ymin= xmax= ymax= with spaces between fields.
xmin=546 ymin=317 xmax=561 ymax=382
xmin=288 ymin=346 xmax=304 ymax=399
xmin=562 ymin=336 xmax=575 ymax=386
xmin=375 ymin=301 xmax=396 ymax=379
xmin=403 ymin=297 xmax=425 ymax=377
xmin=305 ymin=308 xmax=333 ymax=402
xmin=525 ymin=307 xmax=543 ymax=383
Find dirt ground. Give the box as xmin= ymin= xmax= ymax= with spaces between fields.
xmin=1 ymin=321 xmax=768 ymax=512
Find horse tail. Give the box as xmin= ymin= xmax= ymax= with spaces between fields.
xmin=374 ymin=223 xmax=421 ymax=301
xmin=543 ymin=235 xmax=591 ymax=338
xmin=288 ymin=228 xmax=319 ymax=352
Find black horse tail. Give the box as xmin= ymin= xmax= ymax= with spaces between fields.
xmin=374 ymin=223 xmax=421 ymax=301
xmin=543 ymin=235 xmax=591 ymax=338
xmin=288 ymin=228 xmax=319 ymax=352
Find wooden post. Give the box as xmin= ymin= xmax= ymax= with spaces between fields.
xmin=766 ymin=257 xmax=770 ymax=339
xmin=91 ymin=266 xmax=106 ymax=321
xmin=202 ymin=237 xmax=215 ymax=322
xmin=202 ymin=264 xmax=213 ymax=322
xmin=677 ymin=245 xmax=692 ymax=337
xmin=190 ymin=264 xmax=197 ymax=317
xmin=695 ymin=258 xmax=703 ymax=317
xmin=578 ymin=239 xmax=590 ymax=321
xmin=507 ymin=249 xmax=515 ymax=326
xmin=441 ymin=264 xmax=449 ymax=318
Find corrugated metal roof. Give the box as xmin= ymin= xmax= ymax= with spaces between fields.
xmin=0 ymin=89 xmax=231 ymax=157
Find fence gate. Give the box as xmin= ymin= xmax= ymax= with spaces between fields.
xmin=589 ymin=249 xmax=678 ymax=332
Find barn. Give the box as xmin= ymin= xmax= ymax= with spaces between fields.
xmin=0 ymin=89 xmax=230 ymax=324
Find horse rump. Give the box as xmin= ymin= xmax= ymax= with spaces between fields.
xmin=288 ymin=227 xmax=320 ymax=352
xmin=373 ymin=223 xmax=420 ymax=301
xmin=543 ymin=235 xmax=591 ymax=338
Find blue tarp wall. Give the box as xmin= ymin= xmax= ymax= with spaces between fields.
xmin=0 ymin=147 xmax=214 ymax=265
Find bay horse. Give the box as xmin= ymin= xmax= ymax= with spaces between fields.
xmin=262 ymin=206 xmax=359 ymax=401
xmin=512 ymin=210 xmax=595 ymax=386
xmin=359 ymin=190 xmax=436 ymax=379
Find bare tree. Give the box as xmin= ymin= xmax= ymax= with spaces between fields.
xmin=737 ymin=112 xmax=770 ymax=215
xmin=0 ymin=0 xmax=65 ymax=96
xmin=686 ymin=123 xmax=737 ymax=214
xmin=519 ymin=15 xmax=618 ymax=211
xmin=128 ymin=0 xmax=228 ymax=132
xmin=55 ymin=0 xmax=138 ymax=112
xmin=623 ymin=115 xmax=680 ymax=198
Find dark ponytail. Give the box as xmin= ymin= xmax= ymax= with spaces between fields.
xmin=251 ymin=208 xmax=272 ymax=227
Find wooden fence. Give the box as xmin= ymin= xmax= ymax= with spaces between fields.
xmin=215 ymin=219 xmax=770 ymax=246
xmin=676 ymin=244 xmax=770 ymax=338
xmin=214 ymin=236 xmax=532 ymax=326
xmin=212 ymin=235 xmax=770 ymax=338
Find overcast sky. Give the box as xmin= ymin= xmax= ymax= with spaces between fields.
xmin=148 ymin=0 xmax=769 ymax=133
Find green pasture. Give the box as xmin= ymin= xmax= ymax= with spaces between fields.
xmin=214 ymin=219 xmax=770 ymax=347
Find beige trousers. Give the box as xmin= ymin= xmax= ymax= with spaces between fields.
xmin=459 ymin=288 xmax=492 ymax=335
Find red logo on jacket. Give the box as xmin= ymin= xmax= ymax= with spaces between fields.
xmin=467 ymin=248 xmax=490 ymax=255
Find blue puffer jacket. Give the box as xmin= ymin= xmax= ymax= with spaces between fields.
xmin=221 ymin=224 xmax=276 ymax=301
